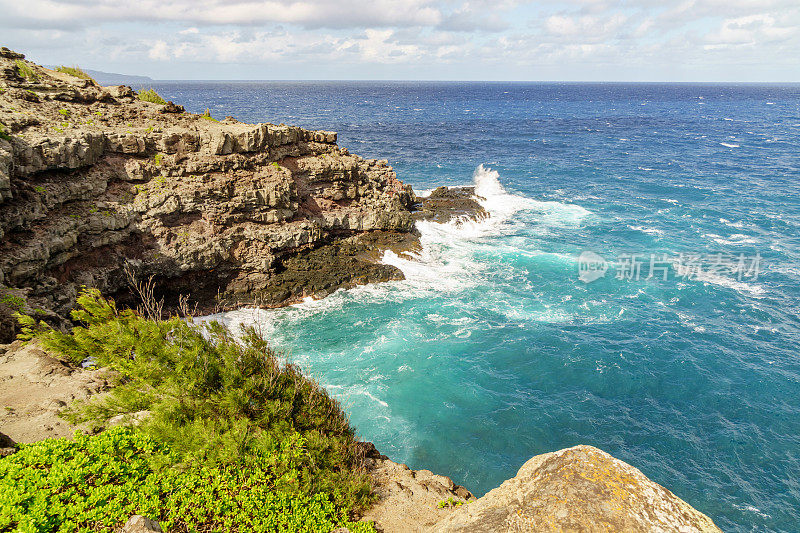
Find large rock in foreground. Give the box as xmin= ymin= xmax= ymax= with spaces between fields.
xmin=434 ymin=445 xmax=721 ymax=533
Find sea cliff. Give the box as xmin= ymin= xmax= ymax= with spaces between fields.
xmin=0 ymin=48 xmax=722 ymax=532
xmin=0 ymin=47 xmax=417 ymax=342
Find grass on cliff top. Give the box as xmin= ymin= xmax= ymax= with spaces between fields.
xmin=137 ymin=88 xmax=167 ymax=105
xmin=55 ymin=65 xmax=95 ymax=82
xmin=8 ymin=288 xmax=376 ymax=532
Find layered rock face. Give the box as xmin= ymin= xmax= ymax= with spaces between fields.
xmin=0 ymin=48 xmax=415 ymax=341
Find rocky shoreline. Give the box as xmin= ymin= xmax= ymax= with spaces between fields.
xmin=0 ymin=47 xmax=425 ymax=342
xmin=0 ymin=48 xmax=722 ymax=532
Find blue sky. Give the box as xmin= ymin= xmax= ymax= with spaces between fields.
xmin=1 ymin=0 xmax=798 ymax=81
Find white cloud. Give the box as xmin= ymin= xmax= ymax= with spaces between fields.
xmin=147 ymin=40 xmax=170 ymax=60
xmin=3 ymin=0 xmax=445 ymax=29
xmin=0 ymin=0 xmax=798 ymax=80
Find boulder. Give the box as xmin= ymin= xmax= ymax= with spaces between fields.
xmin=434 ymin=445 xmax=722 ymax=533
xmin=121 ymin=515 xmax=162 ymax=533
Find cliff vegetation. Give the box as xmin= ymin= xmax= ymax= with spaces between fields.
xmin=2 ymin=289 xmax=375 ymax=532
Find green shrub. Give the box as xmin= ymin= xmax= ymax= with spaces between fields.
xmin=58 ymin=108 xmax=70 ymax=117
xmin=0 ymin=123 xmax=11 ymax=142
xmin=14 ymin=60 xmax=38 ymax=81
xmin=201 ymin=108 xmax=219 ymax=122
xmin=437 ymin=497 xmax=464 ymax=509
xmin=0 ymin=427 xmax=375 ymax=532
xmin=137 ymin=89 xmax=167 ymax=105
xmin=15 ymin=288 xmax=376 ymax=530
xmin=55 ymin=65 xmax=94 ymax=82
xmin=0 ymin=293 xmax=25 ymax=309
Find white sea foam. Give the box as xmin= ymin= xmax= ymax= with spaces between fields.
xmin=628 ymin=225 xmax=664 ymax=237
xmin=720 ymin=142 xmax=740 ymax=148
xmin=719 ymin=217 xmax=745 ymax=229
xmin=694 ymin=270 xmax=765 ymax=297
xmin=472 ymin=164 xmax=590 ymax=226
xmin=702 ymin=232 xmax=760 ymax=246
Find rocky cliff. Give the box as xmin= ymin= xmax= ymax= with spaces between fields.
xmin=0 ymin=47 xmax=417 ymax=341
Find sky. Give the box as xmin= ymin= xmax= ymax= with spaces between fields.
xmin=1 ymin=0 xmax=799 ymax=81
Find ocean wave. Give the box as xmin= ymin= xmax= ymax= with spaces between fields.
xmin=693 ymin=270 xmax=765 ymax=297
xmin=702 ymin=233 xmax=760 ymax=246
xmin=720 ymin=142 xmax=740 ymax=148
xmin=473 ymin=164 xmax=591 ymax=226
xmin=719 ymin=218 xmax=745 ymax=229
xmin=628 ymin=225 xmax=664 ymax=237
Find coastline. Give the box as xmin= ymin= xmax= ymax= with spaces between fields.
xmin=0 ymin=48 xmax=724 ymax=532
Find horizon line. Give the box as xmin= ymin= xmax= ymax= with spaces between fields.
xmin=138 ymin=79 xmax=800 ymax=84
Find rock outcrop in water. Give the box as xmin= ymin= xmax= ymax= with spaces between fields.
xmin=0 ymin=48 xmax=416 ymax=341
xmin=412 ymin=186 xmax=487 ymax=224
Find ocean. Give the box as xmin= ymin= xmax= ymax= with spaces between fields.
xmin=152 ymin=80 xmax=800 ymax=532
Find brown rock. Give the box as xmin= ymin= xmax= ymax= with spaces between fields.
xmin=413 ymin=186 xmax=487 ymax=224
xmin=160 ymin=101 xmax=185 ymax=114
xmin=359 ymin=446 xmax=475 ymax=533
xmin=0 ymin=341 xmax=112 ymax=443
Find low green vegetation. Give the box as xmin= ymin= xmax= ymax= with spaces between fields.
xmin=201 ymin=108 xmax=219 ymax=122
xmin=437 ymin=497 xmax=464 ymax=509
xmin=137 ymin=88 xmax=167 ymax=105
xmin=14 ymin=60 xmax=38 ymax=81
xmin=9 ymin=289 xmax=375 ymax=532
xmin=0 ymin=293 xmax=25 ymax=310
xmin=153 ymin=152 xmax=164 ymax=166
xmin=0 ymin=122 xmax=11 ymax=142
xmin=55 ymin=65 xmax=94 ymax=82
xmin=0 ymin=428 xmax=372 ymax=532
xmin=58 ymin=108 xmax=70 ymax=117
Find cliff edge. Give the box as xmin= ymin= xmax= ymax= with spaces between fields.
xmin=0 ymin=47 xmax=417 ymax=341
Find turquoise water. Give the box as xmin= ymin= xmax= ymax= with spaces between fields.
xmin=159 ymin=82 xmax=800 ymax=531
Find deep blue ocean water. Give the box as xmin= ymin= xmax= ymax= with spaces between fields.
xmin=153 ymin=81 xmax=800 ymax=532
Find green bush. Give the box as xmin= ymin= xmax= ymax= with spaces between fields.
xmin=0 ymin=123 xmax=11 ymax=142
xmin=0 ymin=427 xmax=374 ymax=532
xmin=14 ymin=60 xmax=38 ymax=81
xmin=55 ymin=65 xmax=94 ymax=82
xmin=201 ymin=108 xmax=218 ymax=122
xmin=14 ymin=288 xmax=375 ymax=531
xmin=137 ymin=89 xmax=167 ymax=105
xmin=0 ymin=293 xmax=25 ymax=309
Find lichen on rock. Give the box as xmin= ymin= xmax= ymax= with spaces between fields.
xmin=434 ymin=445 xmax=722 ymax=533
